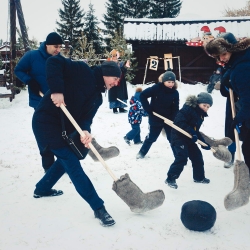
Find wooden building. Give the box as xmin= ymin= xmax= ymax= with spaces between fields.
xmin=124 ymin=16 xmax=250 ymax=84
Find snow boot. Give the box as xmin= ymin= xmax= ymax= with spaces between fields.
xmin=136 ymin=151 xmax=145 ymax=159
xmin=123 ymin=136 xmax=131 ymax=145
xmin=119 ymin=107 xmax=127 ymax=113
xmin=199 ymin=131 xmax=232 ymax=147
xmin=94 ymin=206 xmax=116 ymax=227
xmin=194 ymin=177 xmax=210 ymax=184
xmin=33 ymin=189 xmax=63 ymax=198
xmin=88 ymin=138 xmax=120 ymax=162
xmin=165 ymin=177 xmax=178 ymax=189
xmin=113 ymin=108 xmax=118 ymax=114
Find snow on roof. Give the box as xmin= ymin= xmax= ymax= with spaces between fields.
xmin=124 ymin=16 xmax=250 ymax=41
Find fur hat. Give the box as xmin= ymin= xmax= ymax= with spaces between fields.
xmin=205 ymin=36 xmax=250 ymax=58
xmin=162 ymin=69 xmax=176 ymax=82
xmin=46 ymin=32 xmax=63 ymax=45
xmin=101 ymin=61 xmax=121 ymax=77
xmin=197 ymin=92 xmax=213 ymax=106
xmin=181 ymin=200 xmax=217 ymax=232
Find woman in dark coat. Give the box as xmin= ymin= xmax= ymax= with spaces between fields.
xmin=32 ymin=55 xmax=121 ymax=227
xmin=136 ymin=69 xmax=179 ymax=159
xmin=108 ymin=50 xmax=129 ymax=113
xmin=205 ymin=33 xmax=250 ymax=175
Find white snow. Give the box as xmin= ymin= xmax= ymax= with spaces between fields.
xmin=0 ymin=82 xmax=250 ymax=250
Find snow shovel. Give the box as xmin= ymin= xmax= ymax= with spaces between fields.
xmin=153 ymin=112 xmax=232 ymax=163
xmin=59 ymin=104 xmax=165 ymax=213
xmin=224 ymin=89 xmax=250 ymax=211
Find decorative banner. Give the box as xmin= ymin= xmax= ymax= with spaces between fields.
xmin=149 ymin=57 xmax=159 ymax=71
xmin=164 ymin=53 xmax=173 ymax=70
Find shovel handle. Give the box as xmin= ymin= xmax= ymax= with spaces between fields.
xmin=153 ymin=112 xmax=216 ymax=153
xmin=117 ymin=98 xmax=128 ymax=106
xmin=229 ymin=88 xmax=241 ymax=161
xmin=39 ymin=92 xmax=118 ymax=181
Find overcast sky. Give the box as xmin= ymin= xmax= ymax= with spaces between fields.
xmin=0 ymin=0 xmax=248 ymax=43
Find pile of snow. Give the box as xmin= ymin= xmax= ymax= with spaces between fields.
xmin=0 ymin=82 xmax=249 ymax=250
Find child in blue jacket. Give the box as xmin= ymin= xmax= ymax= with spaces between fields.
xmin=124 ymin=87 xmax=148 ymax=145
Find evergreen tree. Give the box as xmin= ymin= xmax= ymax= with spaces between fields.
xmin=102 ymin=0 xmax=124 ymax=40
xmin=122 ymin=0 xmax=151 ymax=18
xmin=56 ymin=0 xmax=85 ymax=48
xmin=83 ymin=4 xmax=103 ymax=54
xmin=150 ymin=0 xmax=182 ymax=18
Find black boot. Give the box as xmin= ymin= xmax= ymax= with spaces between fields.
xmin=165 ymin=177 xmax=178 ymax=189
xmin=33 ymin=189 xmax=63 ymax=198
xmin=94 ymin=206 xmax=115 ymax=227
xmin=113 ymin=108 xmax=118 ymax=114
xmin=119 ymin=107 xmax=127 ymax=113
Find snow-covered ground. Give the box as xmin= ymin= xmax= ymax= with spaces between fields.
xmin=0 ymin=82 xmax=249 ymax=250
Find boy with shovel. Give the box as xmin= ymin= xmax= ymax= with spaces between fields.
xmin=166 ymin=92 xmax=213 ymax=189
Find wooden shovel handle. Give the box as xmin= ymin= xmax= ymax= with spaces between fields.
xmin=229 ymin=88 xmax=241 ymax=161
xmin=39 ymin=92 xmax=118 ymax=181
xmin=153 ymin=112 xmax=216 ymax=153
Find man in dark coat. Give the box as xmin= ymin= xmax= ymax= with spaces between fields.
xmin=32 ymin=55 xmax=121 ymax=227
xmin=205 ymin=33 xmax=250 ymax=175
xmin=207 ymin=67 xmax=221 ymax=93
xmin=14 ymin=32 xmax=63 ymax=172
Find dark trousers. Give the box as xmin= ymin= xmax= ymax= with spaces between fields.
xmin=167 ymin=142 xmax=205 ymax=181
xmin=242 ymin=128 xmax=250 ymax=174
xmin=139 ymin=123 xmax=172 ymax=156
xmin=126 ymin=123 xmax=141 ymax=143
xmin=35 ymin=145 xmax=104 ymax=211
xmin=40 ymin=145 xmax=55 ymax=171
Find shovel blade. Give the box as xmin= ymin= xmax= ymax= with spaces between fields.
xmin=112 ymin=173 xmax=165 ymax=213
xmin=224 ymin=160 xmax=250 ymax=211
xmin=213 ymin=145 xmax=232 ymax=163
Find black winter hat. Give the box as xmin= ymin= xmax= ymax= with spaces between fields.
xmin=101 ymin=61 xmax=121 ymax=77
xmin=162 ymin=68 xmax=176 ymax=82
xmin=197 ymin=92 xmax=213 ymax=106
xmin=46 ymin=32 xmax=63 ymax=45
xmin=218 ymin=32 xmax=238 ymax=44
xmin=180 ymin=200 xmax=217 ymax=232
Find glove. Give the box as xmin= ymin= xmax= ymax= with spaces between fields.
xmin=28 ymin=79 xmax=41 ymax=96
xmin=231 ymin=119 xmax=242 ymax=134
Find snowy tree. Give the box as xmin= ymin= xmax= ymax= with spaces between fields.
xmin=122 ymin=0 xmax=151 ymax=18
xmin=56 ymin=0 xmax=85 ymax=48
xmin=102 ymin=0 xmax=124 ymax=39
xmin=150 ymin=0 xmax=182 ymax=18
xmin=223 ymin=0 xmax=250 ymax=17
xmin=83 ymin=3 xmax=103 ymax=54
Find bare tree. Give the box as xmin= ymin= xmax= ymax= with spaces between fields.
xmin=223 ymin=1 xmax=250 ymax=17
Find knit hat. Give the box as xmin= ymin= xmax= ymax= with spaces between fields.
xmin=197 ymin=92 xmax=213 ymax=106
xmin=218 ymin=32 xmax=237 ymax=44
xmin=162 ymin=69 xmax=176 ymax=82
xmin=101 ymin=61 xmax=121 ymax=77
xmin=180 ymin=200 xmax=217 ymax=232
xmin=46 ymin=32 xmax=63 ymax=45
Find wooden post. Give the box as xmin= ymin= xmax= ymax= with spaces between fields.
xmin=10 ymin=0 xmax=16 ymax=89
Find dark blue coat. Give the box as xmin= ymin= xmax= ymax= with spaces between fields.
xmin=14 ymin=42 xmax=52 ymax=108
xmin=140 ymin=82 xmax=179 ymax=126
xmin=32 ymin=54 xmax=105 ymax=149
xmin=226 ymin=49 xmax=250 ymax=128
xmin=171 ymin=95 xmax=208 ymax=146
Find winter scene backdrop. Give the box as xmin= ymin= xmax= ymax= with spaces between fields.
xmin=0 ymin=81 xmax=250 ymax=250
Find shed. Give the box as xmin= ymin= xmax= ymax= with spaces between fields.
xmin=124 ymin=16 xmax=250 ymax=84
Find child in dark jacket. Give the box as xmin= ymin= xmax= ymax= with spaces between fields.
xmin=124 ymin=87 xmax=148 ymax=145
xmin=166 ymin=92 xmax=213 ymax=189
xmin=136 ymin=69 xmax=179 ymax=159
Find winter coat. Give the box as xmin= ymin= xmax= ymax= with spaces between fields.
xmin=128 ymin=93 xmax=148 ymax=125
xmin=32 ymin=54 xmax=105 ymax=149
xmin=108 ymin=61 xmax=128 ymax=102
xmin=171 ymin=95 xmax=208 ymax=146
xmin=140 ymin=82 xmax=179 ymax=126
xmin=14 ymin=42 xmax=52 ymax=108
xmin=225 ymin=48 xmax=250 ymax=128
